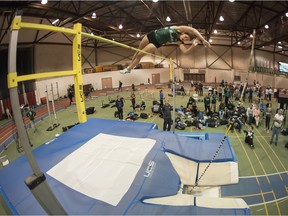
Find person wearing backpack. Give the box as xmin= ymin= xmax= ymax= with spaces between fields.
xmin=115 ymin=95 xmax=124 ymax=120
xmin=26 ymin=106 xmax=37 ymax=132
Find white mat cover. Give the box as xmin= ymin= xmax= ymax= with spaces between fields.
xmin=47 ymin=133 xmax=155 ymax=206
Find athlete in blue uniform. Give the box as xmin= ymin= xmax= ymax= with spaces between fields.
xmin=120 ymin=25 xmax=211 ymax=74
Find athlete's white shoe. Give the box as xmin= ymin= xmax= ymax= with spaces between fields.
xmin=120 ymin=68 xmax=131 ymax=74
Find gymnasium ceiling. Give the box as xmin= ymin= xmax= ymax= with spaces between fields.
xmin=0 ymin=1 xmax=288 ymax=55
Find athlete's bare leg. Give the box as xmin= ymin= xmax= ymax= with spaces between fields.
xmin=121 ymin=36 xmax=157 ymax=74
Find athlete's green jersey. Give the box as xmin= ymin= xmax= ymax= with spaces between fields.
xmin=154 ymin=27 xmax=179 ymax=45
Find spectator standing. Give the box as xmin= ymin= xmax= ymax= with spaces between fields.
xmin=68 ymin=85 xmax=74 ymax=105
xmin=268 ymin=88 xmax=273 ymax=101
xmin=26 ymin=107 xmax=37 ymax=132
xmin=211 ymin=93 xmax=217 ymax=113
xmin=273 ymin=88 xmax=277 ymax=99
xmin=131 ymin=83 xmax=136 ymax=91
xmin=265 ymin=103 xmax=272 ymax=133
xmin=270 ymin=109 xmax=284 ymax=146
xmin=198 ymin=82 xmax=203 ymax=96
xmin=259 ymin=99 xmax=265 ymax=117
xmin=218 ymin=85 xmax=223 ymax=102
xmin=204 ymin=94 xmax=211 ymax=114
xmin=162 ymin=101 xmax=172 ymax=131
xmin=246 ymin=104 xmax=254 ymax=125
xmin=248 ymin=87 xmax=253 ymax=103
xmin=218 ymin=102 xmax=226 ymax=120
xmin=159 ymin=90 xmax=164 ymax=107
xmin=118 ymin=80 xmax=123 ymax=91
xmin=265 ymin=87 xmax=269 ymax=100
xmin=115 ymin=95 xmax=124 ymax=120
xmin=253 ymin=105 xmax=261 ymax=128
xmin=6 ymin=108 xmax=12 ymax=119
xmin=224 ymin=86 xmax=230 ymax=107
xmin=131 ymin=91 xmax=136 ymax=111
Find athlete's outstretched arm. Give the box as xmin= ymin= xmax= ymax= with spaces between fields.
xmin=178 ymin=38 xmax=201 ymax=54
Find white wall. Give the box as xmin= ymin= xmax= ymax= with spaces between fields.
xmin=34 ymin=68 xmax=170 ymax=104
xmin=32 ymin=42 xmax=288 ymax=105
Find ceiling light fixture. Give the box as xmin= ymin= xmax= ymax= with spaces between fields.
xmin=41 ymin=0 xmax=48 ymax=5
xmin=52 ymin=19 xmax=59 ymax=25
xmin=264 ymin=24 xmax=269 ymax=29
xmin=219 ymin=16 xmax=224 ymax=21
xmin=118 ymin=24 xmax=123 ymax=29
xmin=286 ymin=12 xmax=288 ymax=17
xmin=229 ymin=0 xmax=235 ymax=2
xmin=209 ymin=39 xmax=212 ymax=43
xmin=250 ymin=34 xmax=253 ymax=38
xmin=214 ymin=29 xmax=218 ymax=34
xmin=237 ymin=41 xmax=241 ymax=45
xmin=166 ymin=16 xmax=171 ymax=22
xmin=136 ymin=33 xmax=140 ymax=38
xmin=152 ymin=0 xmax=159 ymax=2
xmin=91 ymin=12 xmax=96 ymax=19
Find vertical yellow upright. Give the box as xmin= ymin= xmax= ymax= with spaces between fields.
xmin=169 ymin=58 xmax=173 ymax=81
xmin=73 ymin=23 xmax=87 ymax=123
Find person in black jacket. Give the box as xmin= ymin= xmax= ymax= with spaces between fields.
xmin=162 ymin=101 xmax=172 ymax=131
xmin=115 ymin=95 xmax=124 ymax=120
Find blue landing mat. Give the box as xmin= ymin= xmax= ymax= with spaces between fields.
xmin=0 ymin=118 xmax=250 ymax=215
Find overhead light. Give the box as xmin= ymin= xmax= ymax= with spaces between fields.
xmin=286 ymin=12 xmax=288 ymax=17
xmin=152 ymin=0 xmax=159 ymax=2
xmin=136 ymin=33 xmax=141 ymax=38
xmin=278 ymin=45 xmax=283 ymax=49
xmin=264 ymin=24 xmax=269 ymax=29
xmin=166 ymin=16 xmax=171 ymax=22
xmin=91 ymin=12 xmax=96 ymax=19
xmin=229 ymin=0 xmax=235 ymax=2
xmin=90 ymin=33 xmax=94 ymax=36
xmin=219 ymin=16 xmax=224 ymax=21
xmin=209 ymin=39 xmax=212 ymax=43
xmin=213 ymin=29 xmax=218 ymax=34
xmin=237 ymin=41 xmax=241 ymax=45
xmin=41 ymin=0 xmax=48 ymax=4
xmin=278 ymin=41 xmax=282 ymax=44
xmin=118 ymin=24 xmax=123 ymax=29
xmin=250 ymin=34 xmax=253 ymax=38
xmin=52 ymin=19 xmax=59 ymax=25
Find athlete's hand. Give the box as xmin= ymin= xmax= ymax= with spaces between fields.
xmin=202 ymin=39 xmax=211 ymax=48
xmin=192 ymin=38 xmax=201 ymax=46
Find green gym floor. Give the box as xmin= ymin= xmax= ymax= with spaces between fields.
xmin=0 ymin=85 xmax=287 ymax=216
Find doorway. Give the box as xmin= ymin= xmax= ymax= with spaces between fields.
xmin=151 ymin=73 xmax=160 ymax=84
xmin=101 ymin=77 xmax=113 ymax=89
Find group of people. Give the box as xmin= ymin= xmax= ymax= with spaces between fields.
xmin=157 ymin=79 xmax=287 ymax=149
